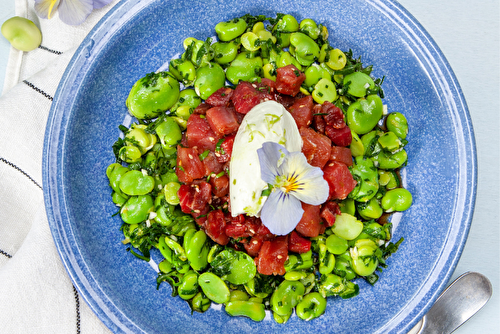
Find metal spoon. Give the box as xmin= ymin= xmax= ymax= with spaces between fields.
xmin=408 ymin=272 xmax=492 ymax=334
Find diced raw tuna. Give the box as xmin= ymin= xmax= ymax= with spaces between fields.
xmin=322 ymin=102 xmax=346 ymax=128
xmin=255 ymin=236 xmax=288 ymax=275
xmin=295 ymin=203 xmax=324 ymax=238
xmin=300 ymin=127 xmax=332 ymax=169
xmin=176 ymin=146 xmax=206 ymax=183
xmin=275 ymin=64 xmax=306 ymax=96
xmin=205 ymin=87 xmax=234 ymax=106
xmin=206 ymin=209 xmax=229 ymax=245
xmin=329 ymin=146 xmax=353 ymax=166
xmin=231 ymin=81 xmax=273 ymax=114
xmin=186 ymin=114 xmax=218 ymax=151
xmin=323 ymin=161 xmax=357 ymax=200
xmin=288 ymin=95 xmax=314 ymax=129
xmin=325 ymin=125 xmax=352 ymax=147
xmin=206 ymin=106 xmax=240 ymax=136
xmin=288 ymin=231 xmax=311 ymax=253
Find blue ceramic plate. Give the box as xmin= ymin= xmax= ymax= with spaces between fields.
xmin=43 ymin=0 xmax=476 ymax=333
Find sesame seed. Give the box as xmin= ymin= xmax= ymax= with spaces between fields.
xmin=188 ymin=154 xmax=193 ymax=159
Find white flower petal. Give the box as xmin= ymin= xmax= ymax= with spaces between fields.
xmin=34 ymin=0 xmax=61 ymax=19
xmin=58 ymin=0 xmax=94 ymax=25
xmin=261 ymin=189 xmax=304 ymax=235
xmin=93 ymin=0 xmax=113 ymax=9
xmin=257 ymin=142 xmax=288 ymax=184
xmin=281 ymin=152 xmax=329 ymax=205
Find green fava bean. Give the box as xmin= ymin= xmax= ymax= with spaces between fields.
xmin=1 ymin=16 xmax=42 ymax=52
xmin=229 ymin=290 xmax=250 ymax=302
xmin=351 ymin=239 xmax=379 ymax=276
xmin=106 ymin=163 xmax=123 ymax=179
xmin=361 ymin=130 xmax=383 ymax=157
xmin=326 ymin=234 xmax=349 ymax=255
xmin=274 ymin=14 xmax=299 ymax=33
xmin=118 ymin=145 xmax=142 ymax=164
xmin=171 ymin=89 xmax=201 ymax=113
xmin=372 ymin=149 xmax=408 ymax=169
xmin=225 ymin=300 xmax=266 ymax=322
xmin=350 ymin=130 xmax=364 ymax=157
xmin=334 ymin=257 xmax=357 ymax=281
xmin=212 ymin=41 xmax=239 ymax=64
xmin=262 ymin=63 xmax=277 ymax=81
xmin=186 ymin=230 xmax=210 ymax=271
xmin=198 ymin=272 xmax=230 ymax=304
xmin=357 ymin=198 xmax=383 ymax=220
xmin=312 ymin=78 xmax=337 ymax=104
xmin=111 ymin=191 xmax=128 ymax=207
xmin=191 ymin=292 xmax=211 ymax=313
xmin=299 ymin=19 xmax=320 ymax=39
xmin=326 ymin=48 xmax=347 ymax=71
xmin=126 ymin=72 xmax=180 ymax=119
xmin=108 ymin=166 xmax=130 ymax=197
xmin=194 ymin=63 xmax=225 ymax=100
xmin=338 ymin=198 xmax=356 ymax=216
xmin=119 ymin=170 xmax=155 ymax=196
xmin=331 ymin=213 xmax=363 ymax=240
xmin=226 ymin=53 xmax=263 ymax=85
xmin=381 ymin=188 xmax=413 ymax=212
xmin=378 ymin=131 xmax=403 ymax=153
xmin=215 ymin=18 xmax=247 ymax=41
xmin=343 ymin=71 xmax=375 ymax=97
xmin=120 ymin=195 xmax=154 ymax=224
xmin=276 ymin=51 xmax=302 ymax=70
xmin=163 ymin=181 xmax=181 ymax=205
xmin=211 ymin=248 xmax=257 ymax=285
xmin=156 ymin=117 xmax=182 ymax=152
xmin=178 ymin=271 xmax=199 ymax=300
xmin=296 ymin=292 xmax=327 ymax=321
xmin=304 ymin=64 xmax=331 ymax=90
xmin=347 ymin=94 xmax=384 ymax=134
xmin=241 ymin=32 xmax=260 ymax=52
xmin=290 ymin=32 xmax=320 ymax=66
xmin=271 ymin=280 xmax=305 ymax=316
xmin=169 ymin=58 xmax=196 ymax=86
xmin=318 ymin=274 xmax=346 ymax=297
xmin=386 ymin=112 xmax=409 ymax=139
xmin=349 ymin=156 xmax=379 ymax=202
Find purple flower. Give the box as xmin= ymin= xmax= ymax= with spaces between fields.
xmin=34 ymin=0 xmax=113 ymax=26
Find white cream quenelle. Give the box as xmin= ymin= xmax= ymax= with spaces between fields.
xmin=229 ymin=100 xmax=303 ymax=217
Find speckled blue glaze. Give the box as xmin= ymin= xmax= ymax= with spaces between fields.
xmin=42 ymin=0 xmax=476 ymax=333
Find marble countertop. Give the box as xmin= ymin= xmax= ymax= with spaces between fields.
xmin=1 ymin=0 xmax=498 ymax=333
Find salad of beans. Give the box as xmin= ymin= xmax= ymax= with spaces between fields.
xmin=106 ymin=13 xmax=412 ymax=323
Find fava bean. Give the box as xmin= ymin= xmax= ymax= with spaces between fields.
xmin=357 ymin=198 xmax=383 ymax=220
xmin=299 ymin=18 xmax=320 ymax=40
xmin=126 ymin=72 xmax=180 ymax=119
xmin=350 ymin=130 xmax=364 ymax=157
xmin=271 ymin=280 xmax=305 ymax=316
xmin=191 ymin=291 xmax=211 ymax=313
xmin=262 ymin=62 xmax=277 ymax=81
xmin=119 ymin=170 xmax=155 ymax=196
xmin=178 ymin=271 xmax=200 ymax=300
xmin=381 ymin=188 xmax=412 ymax=212
xmin=326 ymin=234 xmax=349 ymax=255
xmin=163 ymin=181 xmax=181 ymax=205
xmin=212 ymin=41 xmax=240 ymax=64
xmin=371 ymin=149 xmax=407 ymax=169
xmin=194 ymin=63 xmax=225 ymax=99
xmin=290 ymin=32 xmax=320 ymax=66
xmin=338 ymin=198 xmax=356 ymax=216
xmin=211 ymin=248 xmax=256 ymax=285
xmin=111 ymin=191 xmax=128 ymax=207
xmin=350 ymin=239 xmax=379 ymax=276
xmin=312 ymin=78 xmax=337 ymax=104
xmin=185 ymin=230 xmax=210 ymax=271
xmin=349 ymin=156 xmax=379 ymax=202
xmin=108 ymin=165 xmax=130 ymax=196
xmin=241 ymin=32 xmax=260 ymax=52
xmin=386 ymin=112 xmax=409 ymax=139
xmin=120 ymin=195 xmax=154 ymax=224
xmin=296 ymin=292 xmax=327 ymax=321
xmin=225 ymin=300 xmax=266 ymax=321
xmin=273 ymin=14 xmax=299 ymax=33
xmin=198 ymin=272 xmax=230 ymax=304
xmin=343 ymin=71 xmax=375 ymax=97
xmin=169 ymin=58 xmax=196 ymax=86
xmin=171 ymin=89 xmax=201 ymax=113
xmin=346 ymin=94 xmax=383 ymax=134
xmin=331 ymin=213 xmax=363 ymax=240
xmin=1 ymin=16 xmax=42 ymax=51
xmin=118 ymin=145 xmax=142 ymax=164
xmin=155 ymin=117 xmax=182 ymax=153
xmin=277 ymin=51 xmax=302 ymax=70
xmin=326 ymin=48 xmax=347 ymax=71
xmin=215 ymin=18 xmax=247 ymax=41
xmin=229 ymin=290 xmax=250 ymax=302
xmin=226 ymin=52 xmax=263 ymax=84
xmin=378 ymin=170 xmax=400 ymax=189
xmin=378 ymin=131 xmax=403 ymax=153
xmin=334 ymin=256 xmax=357 ymax=281
xmin=318 ymin=273 xmax=345 ymax=297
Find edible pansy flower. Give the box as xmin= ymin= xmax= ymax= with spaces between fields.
xmin=257 ymin=141 xmax=329 ymax=235
xmin=34 ymin=0 xmax=113 ymax=26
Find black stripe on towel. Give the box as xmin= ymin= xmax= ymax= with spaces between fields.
xmin=0 ymin=249 xmax=12 ymax=258
xmin=0 ymin=157 xmax=42 ymax=190
xmin=38 ymin=45 xmax=64 ymax=55
xmin=23 ymin=80 xmax=53 ymax=101
xmin=73 ymin=285 xmax=81 ymax=334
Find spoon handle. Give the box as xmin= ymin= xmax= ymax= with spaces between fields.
xmin=418 ymin=272 xmax=492 ymax=334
